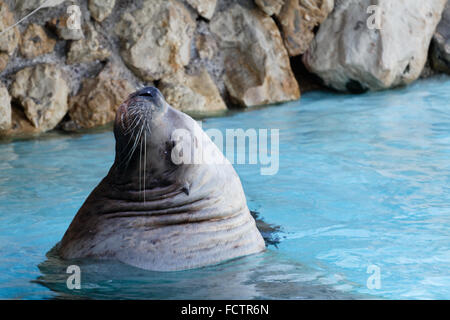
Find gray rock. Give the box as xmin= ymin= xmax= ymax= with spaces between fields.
xmin=16 ymin=0 xmax=65 ymax=11
xmin=66 ymin=23 xmax=110 ymax=64
xmin=89 ymin=0 xmax=116 ymax=22
xmin=210 ymin=4 xmax=300 ymax=107
xmin=186 ymin=0 xmax=217 ymax=20
xmin=303 ymin=0 xmax=447 ymax=92
xmin=115 ymin=0 xmax=195 ymax=81
xmin=0 ymin=82 xmax=11 ymax=131
xmin=10 ymin=64 xmax=69 ymax=132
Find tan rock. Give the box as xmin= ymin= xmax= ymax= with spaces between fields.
xmin=255 ymin=0 xmax=284 ymax=16
xmin=186 ymin=0 xmax=217 ymax=20
xmin=196 ymin=33 xmax=217 ymax=60
xmin=10 ymin=64 xmax=69 ymax=132
xmin=115 ymin=0 xmax=195 ymax=81
xmin=159 ymin=68 xmax=227 ymax=114
xmin=89 ymin=0 xmax=116 ymax=22
xmin=276 ymin=0 xmax=334 ymax=56
xmin=303 ymin=0 xmax=447 ymax=92
xmin=0 ymin=82 xmax=11 ymax=131
xmin=1 ymin=107 xmax=40 ymax=137
xmin=431 ymin=1 xmax=450 ymax=74
xmin=210 ymin=4 xmax=300 ymax=107
xmin=67 ymin=23 xmax=110 ymax=64
xmin=20 ymin=24 xmax=56 ymax=59
xmin=0 ymin=52 xmax=8 ymax=72
xmin=0 ymin=1 xmax=20 ymax=60
xmin=47 ymin=15 xmax=84 ymax=40
xmin=68 ymin=63 xmax=135 ymax=129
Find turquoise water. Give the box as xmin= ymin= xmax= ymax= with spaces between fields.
xmin=1 ymin=76 xmax=449 ymax=299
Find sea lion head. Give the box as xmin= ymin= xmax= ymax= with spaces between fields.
xmin=112 ymin=86 xmax=179 ymax=184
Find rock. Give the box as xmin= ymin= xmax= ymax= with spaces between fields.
xmin=210 ymin=4 xmax=300 ymax=107
xmin=255 ymin=0 xmax=284 ymax=16
xmin=68 ymin=63 xmax=134 ymax=130
xmin=1 ymin=107 xmax=41 ymax=137
xmin=0 ymin=1 xmax=20 ymax=71
xmin=19 ymin=23 xmax=56 ymax=59
xmin=0 ymin=82 xmax=11 ymax=131
xmin=10 ymin=64 xmax=69 ymax=132
xmin=186 ymin=0 xmax=217 ymax=20
xmin=431 ymin=1 xmax=450 ymax=74
xmin=67 ymin=23 xmax=110 ymax=64
xmin=0 ymin=52 xmax=8 ymax=71
xmin=303 ymin=0 xmax=447 ymax=92
xmin=89 ymin=0 xmax=116 ymax=22
xmin=47 ymin=15 xmax=85 ymax=40
xmin=115 ymin=0 xmax=195 ymax=81
xmin=276 ymin=0 xmax=334 ymax=56
xmin=195 ymin=33 xmax=217 ymax=60
xmin=16 ymin=0 xmax=65 ymax=11
xmin=159 ymin=68 xmax=227 ymax=114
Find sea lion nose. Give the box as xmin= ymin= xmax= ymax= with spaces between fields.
xmin=136 ymin=87 xmax=160 ymax=100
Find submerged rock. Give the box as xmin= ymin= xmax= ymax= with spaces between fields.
xmin=10 ymin=64 xmax=69 ymax=132
xmin=277 ymin=0 xmax=334 ymax=56
xmin=67 ymin=63 xmax=134 ymax=130
xmin=159 ymin=68 xmax=227 ymax=114
xmin=186 ymin=0 xmax=217 ymax=20
xmin=210 ymin=4 xmax=300 ymax=107
xmin=431 ymin=1 xmax=450 ymax=74
xmin=303 ymin=0 xmax=447 ymax=92
xmin=255 ymin=0 xmax=284 ymax=16
xmin=67 ymin=23 xmax=110 ymax=64
xmin=0 ymin=1 xmax=20 ymax=72
xmin=0 ymin=82 xmax=11 ymax=131
xmin=89 ymin=0 xmax=116 ymax=22
xmin=115 ymin=0 xmax=195 ymax=81
xmin=19 ymin=23 xmax=56 ymax=59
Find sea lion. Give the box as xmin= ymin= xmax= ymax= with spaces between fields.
xmin=57 ymin=87 xmax=265 ymax=271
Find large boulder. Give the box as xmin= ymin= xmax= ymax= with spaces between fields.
xmin=210 ymin=4 xmax=300 ymax=107
xmin=89 ymin=0 xmax=116 ymax=22
xmin=276 ymin=0 xmax=334 ymax=56
xmin=67 ymin=23 xmax=110 ymax=64
xmin=186 ymin=0 xmax=217 ymax=20
xmin=67 ymin=63 xmax=134 ymax=130
xmin=303 ymin=0 xmax=447 ymax=92
xmin=159 ymin=68 xmax=227 ymax=114
xmin=431 ymin=1 xmax=450 ymax=74
xmin=19 ymin=23 xmax=56 ymax=59
xmin=0 ymin=1 xmax=20 ymax=72
xmin=10 ymin=64 xmax=69 ymax=132
xmin=115 ymin=0 xmax=195 ymax=81
xmin=0 ymin=82 xmax=11 ymax=131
